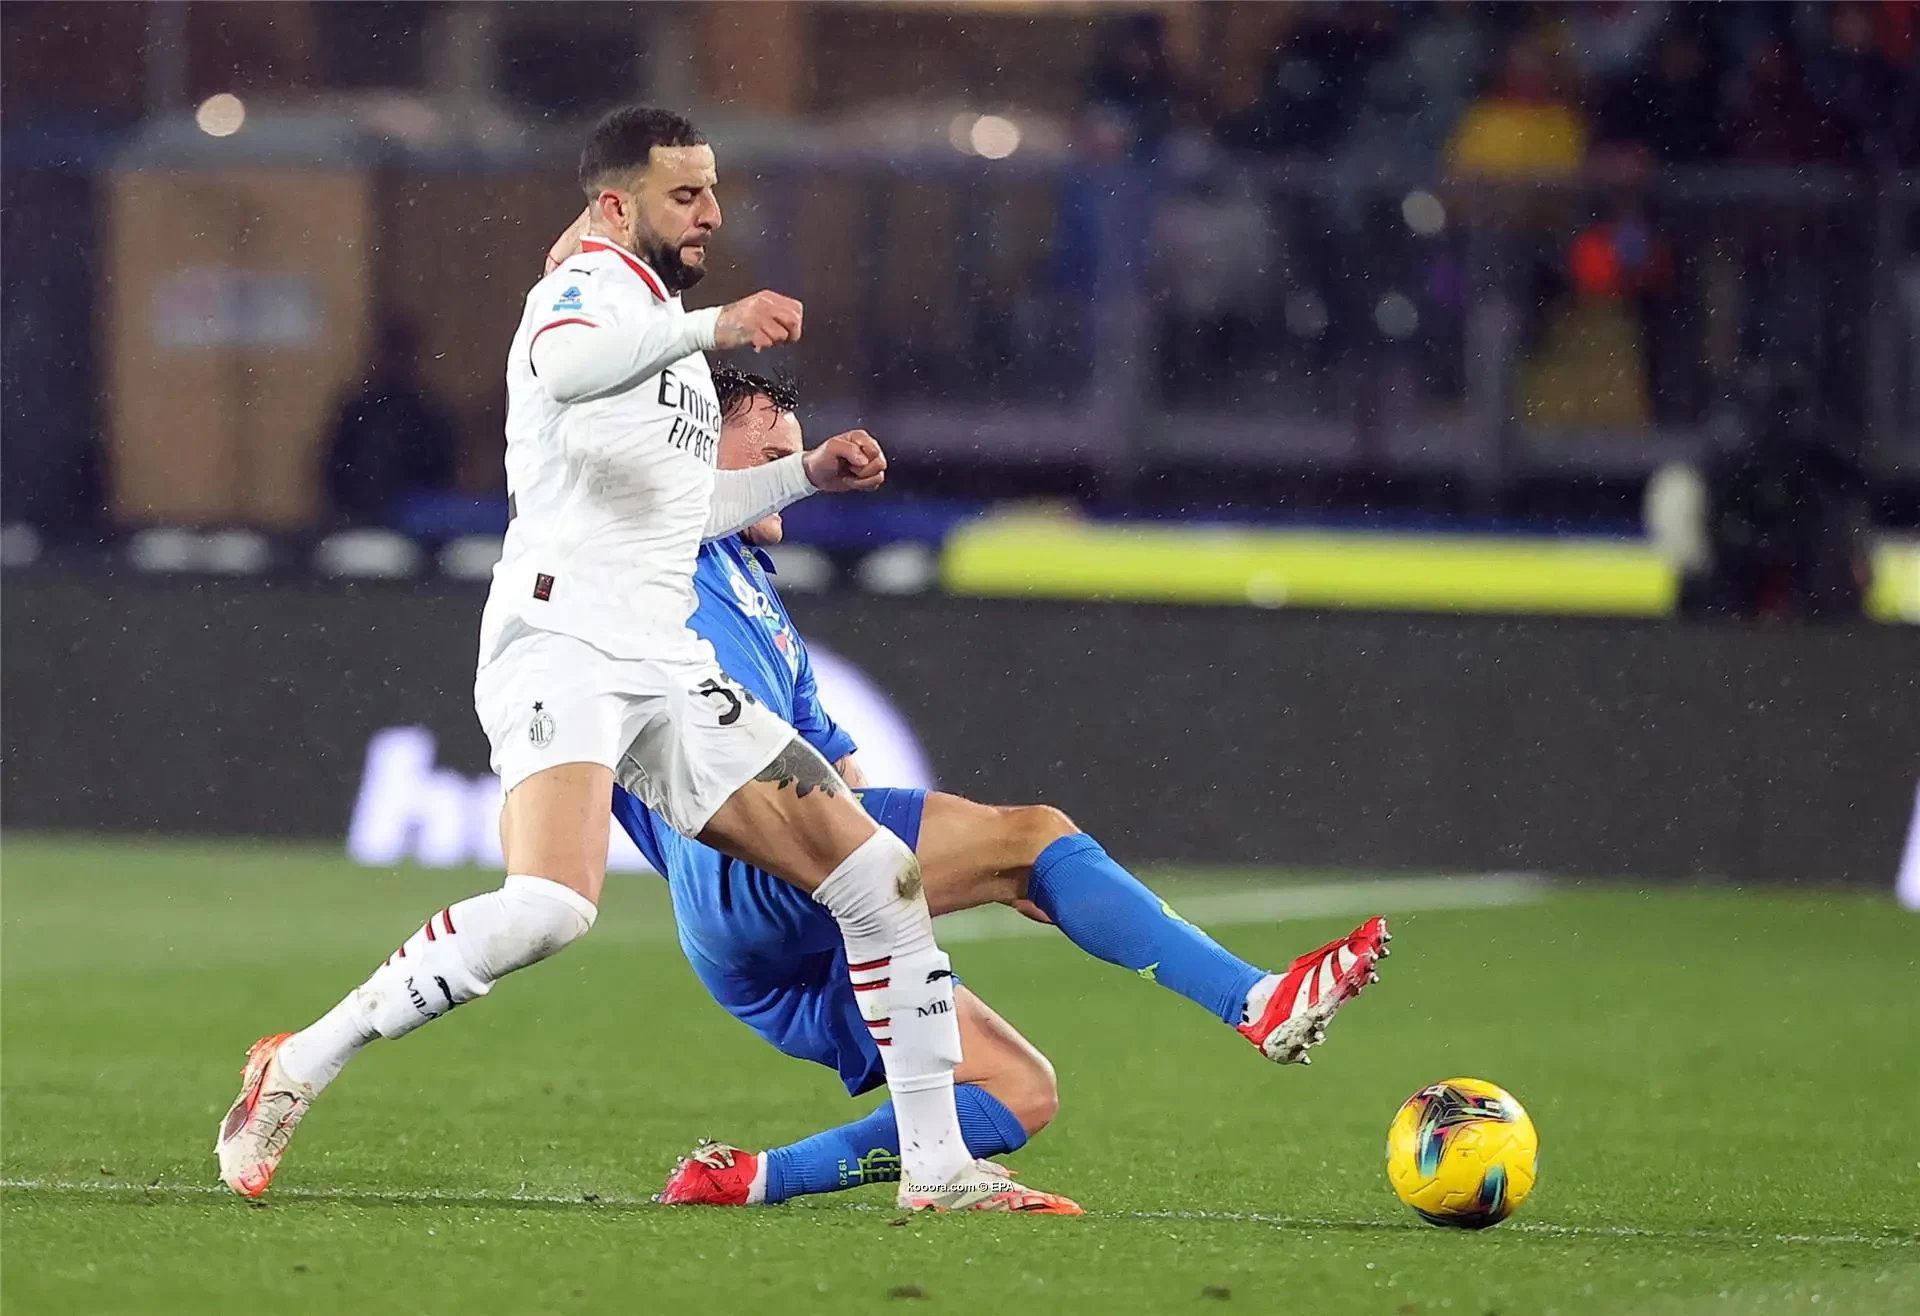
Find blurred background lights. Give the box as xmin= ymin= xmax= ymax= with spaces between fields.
xmin=947 ymin=112 xmax=976 ymax=154
xmin=968 ymin=114 xmax=1021 ymax=159
xmin=1374 ymin=291 xmax=1419 ymax=339
xmin=1401 ymin=189 xmax=1446 ymax=236
xmin=195 ymin=93 xmax=246 ymax=137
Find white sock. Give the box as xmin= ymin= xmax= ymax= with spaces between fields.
xmin=277 ymin=876 xmax=597 ymax=1093
xmin=1240 ymin=973 xmax=1282 ymax=1026
xmin=813 ymin=828 xmax=971 ymax=1189
xmin=276 ymin=994 xmax=375 ymax=1092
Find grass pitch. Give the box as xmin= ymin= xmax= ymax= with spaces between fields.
xmin=3 ymin=835 xmax=1917 ymax=1314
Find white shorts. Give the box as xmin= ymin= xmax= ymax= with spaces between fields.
xmin=474 ymin=625 xmax=794 ymax=838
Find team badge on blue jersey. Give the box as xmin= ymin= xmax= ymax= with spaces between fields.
xmin=552 ymin=285 xmax=584 ymax=312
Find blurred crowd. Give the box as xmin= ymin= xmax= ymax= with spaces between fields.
xmin=1 ymin=0 xmax=1914 ymax=617
xmin=1052 ymin=0 xmax=1918 ymax=460
xmin=1083 ymin=1 xmax=1919 ymax=172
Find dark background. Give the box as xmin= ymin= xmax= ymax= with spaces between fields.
xmin=6 ymin=573 xmax=1914 ymax=884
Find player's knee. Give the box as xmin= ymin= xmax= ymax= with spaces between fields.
xmin=486 ymin=875 xmax=599 ymax=976
xmin=1006 ymin=1049 xmax=1060 ymax=1136
xmin=813 ymin=826 xmax=927 ymax=938
xmin=1005 ymin=805 xmax=1079 ymax=868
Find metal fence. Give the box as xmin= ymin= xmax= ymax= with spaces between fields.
xmin=6 ymin=571 xmax=1916 ymax=882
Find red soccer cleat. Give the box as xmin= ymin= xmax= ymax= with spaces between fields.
xmin=656 ymin=1140 xmax=763 ymax=1206
xmin=1237 ymin=916 xmax=1390 ymax=1064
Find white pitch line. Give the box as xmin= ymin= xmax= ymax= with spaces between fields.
xmin=5 ymin=1178 xmax=1910 ymax=1250
xmin=934 ymin=872 xmax=1544 ymax=943
xmin=1123 ymin=1209 xmax=1916 ymax=1250
xmin=0 ymin=1177 xmax=651 ymax=1208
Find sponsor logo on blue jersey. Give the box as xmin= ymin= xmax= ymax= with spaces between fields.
xmin=722 ymin=555 xmax=803 ymax=676
xmin=552 ymin=285 xmax=584 ymax=312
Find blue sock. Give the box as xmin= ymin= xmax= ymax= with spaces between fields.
xmin=1028 ymin=833 xmax=1266 ymax=1026
xmin=761 ymin=1084 xmax=1029 ymax=1204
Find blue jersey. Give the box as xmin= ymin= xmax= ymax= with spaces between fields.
xmin=616 ymin=535 xmax=856 ymax=874
xmin=612 ymin=536 xmax=865 ymax=963
xmin=610 ymin=533 xmax=928 ymax=1097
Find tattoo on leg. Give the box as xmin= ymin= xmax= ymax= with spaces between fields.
xmin=755 ymin=738 xmax=845 ymax=800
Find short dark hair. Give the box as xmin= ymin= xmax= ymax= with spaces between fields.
xmin=712 ymin=364 xmax=800 ymax=422
xmin=579 ymin=107 xmax=705 ymax=196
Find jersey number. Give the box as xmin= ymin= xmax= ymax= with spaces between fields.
xmin=696 ymin=677 xmax=757 ymax=726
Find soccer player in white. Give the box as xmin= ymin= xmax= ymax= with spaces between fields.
xmin=215 ymin=106 xmax=1073 ymax=1213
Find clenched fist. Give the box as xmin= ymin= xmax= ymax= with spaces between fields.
xmin=803 ymin=430 xmax=886 ymax=493
xmin=716 ymin=291 xmax=803 ymax=352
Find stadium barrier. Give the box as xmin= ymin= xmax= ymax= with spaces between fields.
xmin=4 ymin=573 xmax=1915 ymax=886
xmin=942 ymin=515 xmax=1920 ymax=623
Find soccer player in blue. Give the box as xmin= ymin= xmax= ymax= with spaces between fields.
xmin=619 ymin=366 xmax=1391 ymax=1208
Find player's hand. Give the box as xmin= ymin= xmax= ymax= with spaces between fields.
xmin=804 ymin=430 xmax=886 ymax=493
xmin=715 ymin=290 xmax=803 ymax=352
xmin=833 ymin=754 xmax=870 ymax=789
xmin=545 ymin=207 xmax=591 ymax=274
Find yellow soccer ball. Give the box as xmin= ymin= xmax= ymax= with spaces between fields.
xmin=1386 ymin=1077 xmax=1538 ymax=1229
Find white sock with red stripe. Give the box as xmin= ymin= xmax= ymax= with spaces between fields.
xmin=277 ymin=876 xmax=596 ymax=1093
xmin=1239 ymin=973 xmax=1285 ymax=1027
xmin=812 ymin=828 xmax=971 ymax=1190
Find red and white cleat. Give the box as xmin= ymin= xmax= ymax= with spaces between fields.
xmin=656 ymin=1140 xmax=765 ymax=1206
xmin=1237 ymin=916 xmax=1390 ymax=1065
xmin=898 ymin=1159 xmax=1084 ymax=1214
xmin=214 ymin=1033 xmax=315 ymax=1197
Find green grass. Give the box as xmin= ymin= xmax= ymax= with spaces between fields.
xmin=4 ymin=834 xmax=1917 ymax=1314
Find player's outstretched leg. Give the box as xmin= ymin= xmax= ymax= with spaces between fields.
xmin=915 ymin=796 xmax=1390 ymax=1064
xmin=699 ymin=742 xmax=1075 ymax=1211
xmin=215 ymin=765 xmax=606 ymax=1197
xmin=659 ymin=989 xmax=1078 ymax=1213
xmin=658 ymin=1089 xmax=1046 ymax=1208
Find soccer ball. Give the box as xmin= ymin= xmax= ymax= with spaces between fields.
xmin=1385 ymin=1077 xmax=1538 ymax=1229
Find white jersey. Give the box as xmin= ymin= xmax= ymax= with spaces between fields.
xmin=480 ymin=236 xmax=810 ymax=670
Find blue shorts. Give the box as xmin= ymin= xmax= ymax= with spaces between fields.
xmin=665 ymin=788 xmax=928 ymax=1097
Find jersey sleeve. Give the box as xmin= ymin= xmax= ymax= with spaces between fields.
xmin=528 ymin=270 xmax=722 ymax=405
xmin=703 ymin=455 xmax=816 ymax=540
xmin=791 ymin=641 xmax=858 ymax=765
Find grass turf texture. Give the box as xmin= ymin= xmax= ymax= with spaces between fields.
xmin=4 ymin=835 xmax=1917 ymax=1314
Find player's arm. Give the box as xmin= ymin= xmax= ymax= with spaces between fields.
xmin=704 ymin=456 xmax=814 ymax=539
xmin=703 ymin=429 xmax=888 ymax=539
xmin=530 ymin=283 xmax=722 ymax=405
xmin=534 ymin=211 xmax=801 ymax=399
xmin=789 ymin=637 xmax=861 ymax=772
xmin=530 ymin=284 xmax=806 ymax=410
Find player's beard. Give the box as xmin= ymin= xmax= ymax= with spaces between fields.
xmin=634 ymin=223 xmax=707 ymax=294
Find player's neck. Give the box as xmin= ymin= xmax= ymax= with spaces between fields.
xmin=583 ymin=226 xmax=639 ymax=256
